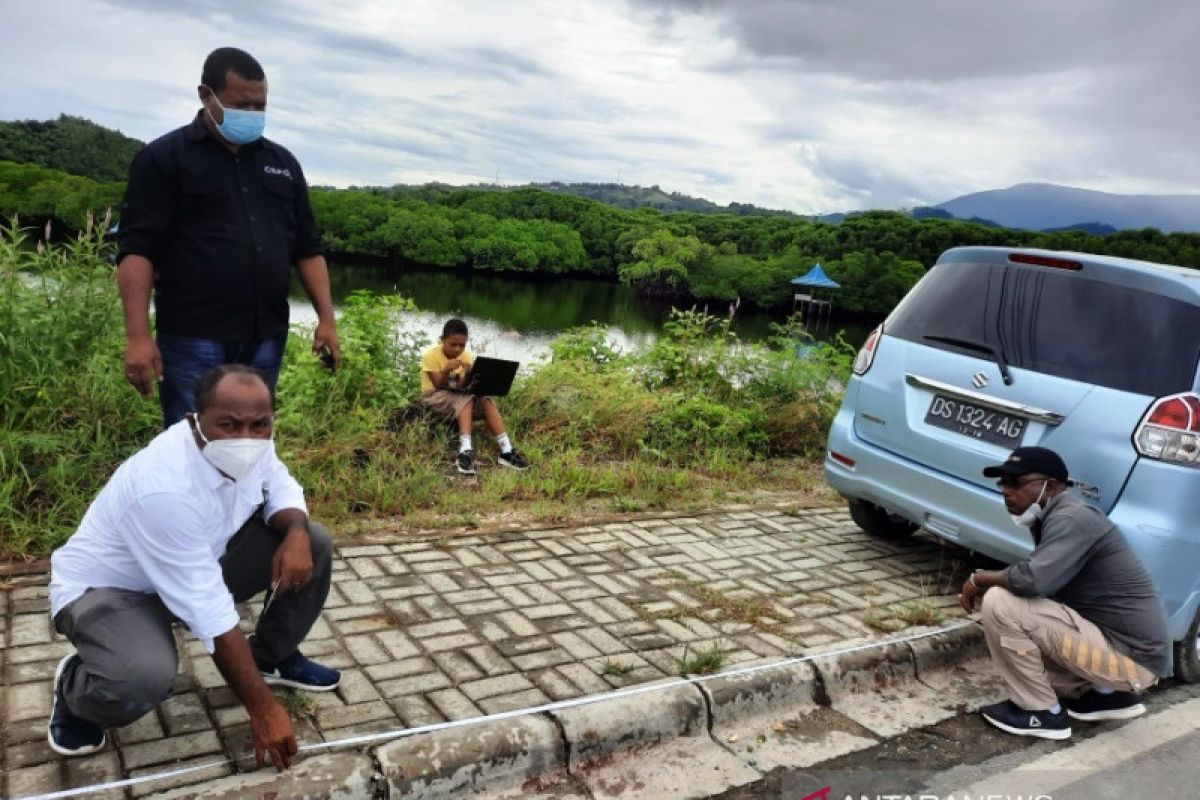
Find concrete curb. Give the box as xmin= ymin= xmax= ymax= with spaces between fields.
xmin=550 ymin=679 xmax=759 ymax=799
xmin=374 ymin=714 xmax=567 ymax=799
xmin=101 ymin=626 xmax=996 ymax=800
xmin=355 ymin=625 xmax=996 ymax=799
xmin=699 ymin=658 xmax=878 ymax=771
xmin=141 ymin=753 xmax=376 ymax=799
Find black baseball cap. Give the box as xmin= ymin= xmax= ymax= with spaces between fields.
xmin=982 ymin=446 xmax=1069 ymax=482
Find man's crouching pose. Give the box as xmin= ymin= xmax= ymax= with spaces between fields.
xmin=47 ymin=364 xmax=339 ymax=770
xmin=960 ymin=447 xmax=1169 ymax=740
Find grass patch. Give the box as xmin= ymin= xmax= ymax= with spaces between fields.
xmin=599 ymin=659 xmax=634 ymax=677
xmin=677 ymin=642 xmax=727 ymax=676
xmin=896 ymin=601 xmax=945 ymax=627
xmin=276 ymin=688 xmax=317 ymax=722
xmin=861 ymin=601 xmax=946 ymax=632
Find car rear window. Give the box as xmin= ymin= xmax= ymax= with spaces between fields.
xmin=886 ymin=262 xmax=1200 ymax=397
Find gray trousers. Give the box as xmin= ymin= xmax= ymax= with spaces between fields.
xmin=53 ymin=517 xmax=333 ymax=728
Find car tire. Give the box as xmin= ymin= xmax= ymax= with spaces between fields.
xmin=1172 ymin=605 xmax=1200 ymax=683
xmin=847 ymin=498 xmax=919 ymax=540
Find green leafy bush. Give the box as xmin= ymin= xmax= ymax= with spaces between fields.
xmin=547 ymin=323 xmax=621 ymax=368
xmin=0 ymin=216 xmax=160 ymax=554
xmin=644 ymin=395 xmax=768 ymax=461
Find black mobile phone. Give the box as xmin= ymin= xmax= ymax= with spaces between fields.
xmin=319 ymin=345 xmax=336 ymax=371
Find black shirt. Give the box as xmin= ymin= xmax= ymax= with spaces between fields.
xmin=1005 ymin=493 xmax=1171 ymax=676
xmin=116 ymin=112 xmax=324 ymax=340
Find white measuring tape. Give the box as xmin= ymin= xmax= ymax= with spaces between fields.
xmin=19 ymin=621 xmax=977 ymax=800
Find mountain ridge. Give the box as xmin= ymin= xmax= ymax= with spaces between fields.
xmin=934 ymin=182 xmax=1200 ymax=233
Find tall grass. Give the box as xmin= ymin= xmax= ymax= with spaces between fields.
xmin=1 ymin=221 xmax=854 ymax=558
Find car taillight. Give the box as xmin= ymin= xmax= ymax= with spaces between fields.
xmin=1134 ymin=392 xmax=1200 ymax=465
xmin=852 ymin=325 xmax=883 ymax=375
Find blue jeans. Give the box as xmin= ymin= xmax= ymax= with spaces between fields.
xmin=157 ymin=332 xmax=288 ymax=427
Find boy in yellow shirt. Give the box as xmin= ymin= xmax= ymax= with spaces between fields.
xmin=420 ymin=319 xmax=529 ymax=475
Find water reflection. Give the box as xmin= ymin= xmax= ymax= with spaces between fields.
xmin=289 ymin=262 xmax=868 ymax=364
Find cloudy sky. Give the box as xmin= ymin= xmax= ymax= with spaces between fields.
xmin=2 ymin=0 xmax=1196 ymax=213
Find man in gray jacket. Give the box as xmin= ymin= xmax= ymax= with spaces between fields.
xmin=958 ymin=447 xmax=1169 ymax=740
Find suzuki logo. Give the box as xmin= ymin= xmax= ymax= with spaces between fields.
xmin=971 ymin=372 xmax=989 ymax=389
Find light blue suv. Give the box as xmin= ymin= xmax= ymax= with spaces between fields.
xmin=825 ymin=246 xmax=1200 ymax=680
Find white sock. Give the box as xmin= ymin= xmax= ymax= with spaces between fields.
xmin=495 ymin=432 xmax=513 ymax=453
xmin=1094 ymin=686 xmax=1116 ymax=695
xmin=1048 ymin=702 xmax=1062 ymax=714
xmin=459 ymin=435 xmax=472 ymax=453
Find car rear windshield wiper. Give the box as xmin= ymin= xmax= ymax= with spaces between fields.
xmin=923 ymin=335 xmax=1013 ymax=385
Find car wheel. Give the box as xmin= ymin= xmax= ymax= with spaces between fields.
xmin=1172 ymin=605 xmax=1200 ymax=683
xmin=847 ymin=498 xmax=919 ymax=540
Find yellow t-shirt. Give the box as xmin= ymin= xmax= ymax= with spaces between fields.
xmin=420 ymin=345 xmax=474 ymax=393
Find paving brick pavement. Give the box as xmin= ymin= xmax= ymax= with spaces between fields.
xmin=1 ymin=506 xmax=974 ymax=798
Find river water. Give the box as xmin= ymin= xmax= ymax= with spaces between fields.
xmin=289 ymin=262 xmax=869 ymax=363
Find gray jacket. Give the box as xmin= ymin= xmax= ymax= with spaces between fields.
xmin=1005 ymin=492 xmax=1171 ymax=676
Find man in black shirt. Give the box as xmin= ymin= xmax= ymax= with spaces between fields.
xmin=959 ymin=447 xmax=1169 ymax=741
xmin=117 ymin=47 xmax=340 ymax=426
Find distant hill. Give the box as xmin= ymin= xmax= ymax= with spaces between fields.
xmin=530 ymin=182 xmax=798 ymax=217
xmin=935 ymin=183 xmax=1200 ymax=233
xmin=0 ymin=115 xmax=143 ymax=183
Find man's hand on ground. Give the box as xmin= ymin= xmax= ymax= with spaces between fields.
xmin=124 ymin=335 xmax=162 ymax=396
xmin=311 ymin=321 xmax=341 ymax=370
xmin=249 ymin=698 xmax=297 ymax=771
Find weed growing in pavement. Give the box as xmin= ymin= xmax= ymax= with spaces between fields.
xmin=861 ymin=606 xmax=906 ymax=633
xmin=677 ymin=641 xmax=727 ymax=676
xmin=599 ymin=659 xmax=634 ymax=677
xmin=861 ymin=600 xmax=946 ymax=632
xmin=277 ymin=688 xmax=317 ymax=722
xmin=1 ymin=232 xmax=851 ymax=556
xmin=896 ymin=601 xmax=945 ymax=627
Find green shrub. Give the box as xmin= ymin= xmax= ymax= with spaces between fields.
xmin=644 ymin=395 xmax=768 ymax=461
xmin=505 ymin=361 xmax=659 ymax=458
xmin=638 ymin=308 xmax=736 ymax=396
xmin=547 ymin=323 xmax=621 ymax=368
xmin=0 ymin=216 xmax=160 ymax=554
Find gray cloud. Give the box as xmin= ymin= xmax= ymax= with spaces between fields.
xmin=2 ymin=0 xmax=1196 ymax=214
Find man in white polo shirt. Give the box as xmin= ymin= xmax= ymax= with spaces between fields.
xmin=47 ymin=364 xmax=339 ymax=770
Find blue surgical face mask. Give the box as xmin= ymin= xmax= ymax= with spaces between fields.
xmin=206 ymin=92 xmax=265 ymax=145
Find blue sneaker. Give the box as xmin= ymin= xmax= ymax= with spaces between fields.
xmin=259 ymin=651 xmax=341 ymax=692
xmin=48 ymin=655 xmax=107 ymax=756
xmin=980 ymin=699 xmax=1071 ymax=740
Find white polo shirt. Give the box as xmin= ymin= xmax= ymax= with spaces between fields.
xmin=49 ymin=420 xmax=308 ymax=653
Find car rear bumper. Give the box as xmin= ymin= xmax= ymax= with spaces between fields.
xmin=824 ymin=400 xmax=1032 ymax=561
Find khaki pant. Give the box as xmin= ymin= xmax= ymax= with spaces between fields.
xmin=981 ymin=586 xmax=1157 ymax=711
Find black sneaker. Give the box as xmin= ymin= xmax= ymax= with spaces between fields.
xmin=457 ymin=449 xmax=476 ymax=475
xmin=1066 ymin=690 xmax=1146 ymax=721
xmin=980 ymin=700 xmax=1071 ymax=740
xmin=498 ymin=448 xmax=529 ymax=471
xmin=259 ymin=650 xmax=341 ymax=692
xmin=48 ymin=654 xmax=106 ymax=757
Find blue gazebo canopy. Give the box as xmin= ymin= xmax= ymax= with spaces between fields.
xmin=790 ymin=263 xmax=841 ymax=289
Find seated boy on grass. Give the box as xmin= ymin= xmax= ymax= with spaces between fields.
xmin=419 ymin=318 xmax=529 ymax=475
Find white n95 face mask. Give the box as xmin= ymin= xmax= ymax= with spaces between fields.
xmin=191 ymin=415 xmax=272 ymax=481
xmin=1010 ymin=480 xmax=1048 ymax=528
